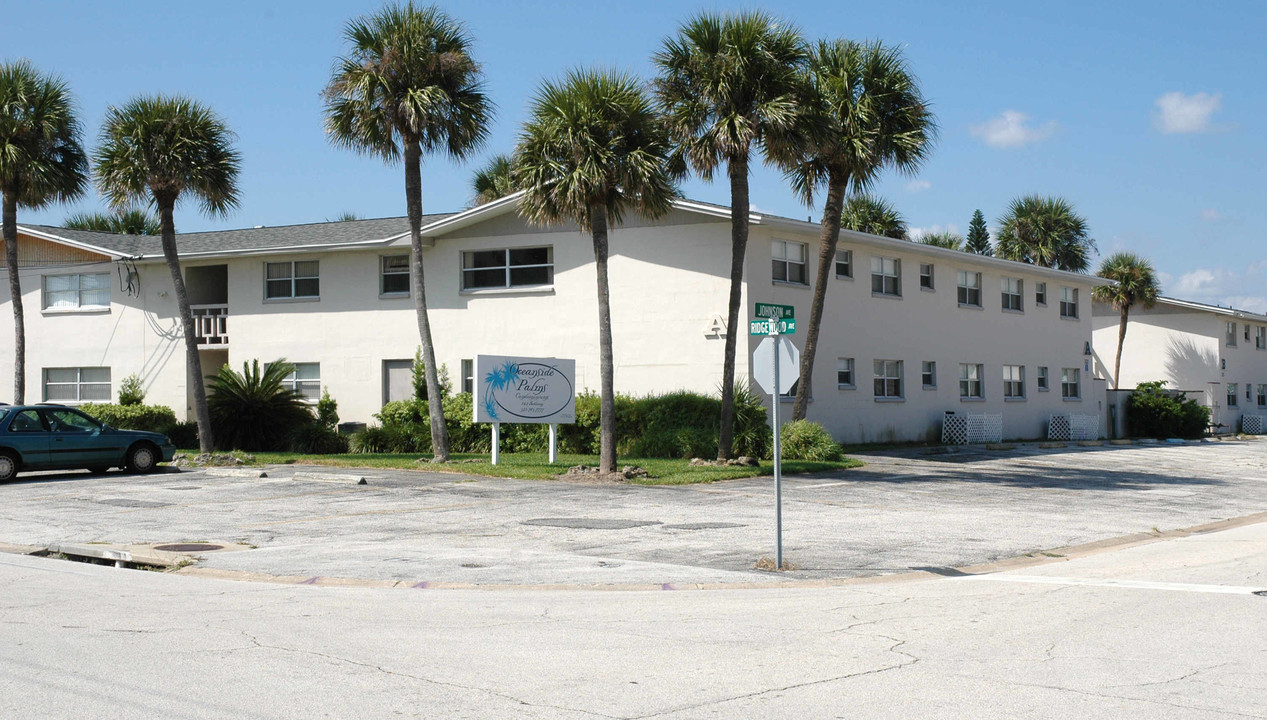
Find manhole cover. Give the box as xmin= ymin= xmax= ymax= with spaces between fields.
xmin=1254 ymin=590 xmax=1267 ymax=597
xmin=663 ymin=522 xmax=746 ymax=530
xmin=166 ymin=486 xmax=202 ymax=491
xmin=460 ymin=562 xmax=486 ymax=569
xmin=153 ymin=543 xmax=224 ymax=553
xmin=522 ymin=518 xmax=662 ymax=530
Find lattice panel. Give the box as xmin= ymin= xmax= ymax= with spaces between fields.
xmin=968 ymin=413 xmax=1003 ymax=444
xmin=1243 ymin=415 xmax=1264 ymax=435
xmin=1069 ymin=414 xmax=1100 ymax=441
xmin=1048 ymin=415 xmax=1071 ymax=441
xmin=942 ymin=414 xmax=967 ymax=445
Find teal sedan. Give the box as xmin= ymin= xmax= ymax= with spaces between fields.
xmin=0 ymin=404 xmax=176 ymax=482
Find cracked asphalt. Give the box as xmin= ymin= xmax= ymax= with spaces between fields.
xmin=2 ymin=519 xmax=1264 ymax=718
xmin=1 ymin=440 xmax=1266 ymax=586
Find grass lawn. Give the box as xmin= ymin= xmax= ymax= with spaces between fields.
xmin=246 ymin=451 xmax=863 ymax=485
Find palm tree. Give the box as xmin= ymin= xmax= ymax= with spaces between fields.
xmin=323 ymin=2 xmax=492 ymax=462
xmin=840 ymin=194 xmax=907 ymax=238
xmin=786 ymin=40 xmax=935 ymax=420
xmin=995 ymin=195 xmax=1096 ymax=272
xmin=1093 ymin=252 xmax=1160 ymax=389
xmin=94 ymin=96 xmax=241 ymax=453
xmin=0 ymin=60 xmax=89 ymax=404
xmin=516 ymin=69 xmax=675 ymax=474
xmin=918 ymin=231 xmax=963 ymax=250
xmin=470 ymin=153 xmax=515 ymax=206
xmin=654 ymin=11 xmax=809 ymax=459
xmin=64 ymin=209 xmax=161 ymax=235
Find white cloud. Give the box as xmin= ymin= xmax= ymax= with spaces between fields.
xmin=1200 ymin=208 xmax=1223 ymax=222
xmin=1167 ymin=266 xmax=1267 ymax=314
xmin=1154 ymin=91 xmax=1221 ymax=134
xmin=907 ymin=223 xmax=959 ymax=240
xmin=905 ymin=179 xmax=931 ymax=192
xmin=970 ymin=110 xmax=1058 ymax=149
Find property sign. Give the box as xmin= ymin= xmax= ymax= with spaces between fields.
xmin=755 ymin=303 xmax=795 ymax=320
xmin=750 ymin=318 xmax=797 ymax=335
xmin=474 ymin=355 xmax=576 ymax=424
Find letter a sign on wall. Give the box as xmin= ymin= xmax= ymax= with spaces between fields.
xmin=474 ymin=355 xmax=577 ymax=424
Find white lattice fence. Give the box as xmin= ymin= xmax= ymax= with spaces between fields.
xmin=1049 ymin=414 xmax=1101 ymax=441
xmin=1048 ymin=415 xmax=1070 ymax=440
xmin=942 ymin=413 xmax=1002 ymax=445
xmin=1243 ymin=415 xmax=1264 ymax=435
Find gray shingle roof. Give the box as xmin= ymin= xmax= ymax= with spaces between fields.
xmin=23 ymin=213 xmax=456 ymax=259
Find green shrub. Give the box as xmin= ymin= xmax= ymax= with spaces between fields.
xmin=349 ymin=425 xmax=429 ymax=454
xmin=206 ymin=359 xmax=316 ymax=451
xmin=79 ymin=403 xmax=178 ymax=434
xmin=1126 ymin=381 xmax=1210 ymax=439
xmin=165 ymin=421 xmax=199 ymax=449
xmin=316 ymin=388 xmax=339 ymax=430
xmin=290 ymin=423 xmax=350 ymax=454
xmin=731 ymin=384 xmax=771 ymax=459
xmin=779 ymin=420 xmax=842 ymax=461
xmin=117 ymin=374 xmax=146 ymax=406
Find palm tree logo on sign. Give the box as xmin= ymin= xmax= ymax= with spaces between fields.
xmin=475 ymin=355 xmax=576 ymax=464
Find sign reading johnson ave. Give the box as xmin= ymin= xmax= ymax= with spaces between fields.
xmin=474 ymin=355 xmax=577 ymax=424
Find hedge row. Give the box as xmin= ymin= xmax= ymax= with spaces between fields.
xmin=77 ymin=403 xmax=202 ymax=449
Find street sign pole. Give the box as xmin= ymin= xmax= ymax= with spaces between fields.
xmin=770 ymin=324 xmax=783 ymax=570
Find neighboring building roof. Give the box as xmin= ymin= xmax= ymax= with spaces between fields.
xmin=17 ymin=193 xmax=1104 ymax=286
xmin=1150 ymin=296 xmax=1267 ymax=323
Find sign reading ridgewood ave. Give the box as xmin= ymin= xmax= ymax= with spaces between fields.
xmin=750 ymin=318 xmax=797 ymax=335
xmin=474 ymin=355 xmax=576 ymax=424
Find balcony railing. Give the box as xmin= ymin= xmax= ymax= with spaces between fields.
xmin=191 ymin=304 xmax=228 ymax=346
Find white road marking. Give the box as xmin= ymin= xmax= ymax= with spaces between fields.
xmin=962 ymin=574 xmax=1266 ymax=595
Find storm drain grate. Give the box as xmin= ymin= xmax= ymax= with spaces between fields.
xmin=522 ymin=518 xmax=661 ymax=530
xmin=663 ymin=522 xmax=746 ymax=530
xmin=1254 ymin=590 xmax=1267 ymax=597
xmin=153 ymin=543 xmax=224 ymax=553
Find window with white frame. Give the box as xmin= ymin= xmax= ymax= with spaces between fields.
xmin=836 ymin=357 xmax=855 ymax=388
xmin=957 ymin=270 xmax=981 ymax=307
xmin=1059 ymin=287 xmax=1078 ymax=319
xmin=1037 ymin=366 xmax=1050 ymax=391
xmin=280 ymin=363 xmax=321 ymax=402
xmin=1258 ymin=384 xmax=1266 ymax=406
xmin=1061 ymin=368 xmax=1080 ymax=398
xmin=921 ymin=361 xmax=936 ymax=388
xmin=772 ymin=240 xmax=807 ymax=284
xmin=959 ymin=363 xmax=983 ymax=399
xmin=1257 ymin=326 xmax=1267 ymax=350
xmin=265 ymin=260 xmax=320 ymax=300
xmin=462 ymin=247 xmax=553 ymax=290
xmin=43 ymin=273 xmax=110 ymax=310
xmin=1003 ymin=364 xmax=1025 ymax=398
xmin=1001 ymin=277 xmax=1023 ymax=311
xmin=919 ymin=263 xmax=934 ymax=290
xmin=1035 ymin=281 xmax=1047 ymax=306
xmin=835 ymin=249 xmax=852 ymax=279
xmin=1227 ymin=383 xmax=1238 ymax=407
xmin=381 ymin=255 xmax=410 ymax=295
xmin=42 ymin=367 xmax=111 ymax=403
xmin=873 ymin=359 xmax=903 ymax=399
xmin=1226 ymin=321 xmax=1238 ymax=346
xmin=461 ymin=359 xmax=474 ymax=394
xmin=871 ymin=257 xmax=901 ymax=296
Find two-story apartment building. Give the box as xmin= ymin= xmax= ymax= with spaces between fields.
xmin=1 ymin=194 xmax=1106 ymax=444
xmin=1092 ymin=296 xmax=1267 ymax=432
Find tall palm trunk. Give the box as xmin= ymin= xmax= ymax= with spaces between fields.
xmin=792 ymin=176 xmax=847 ymax=421
xmin=589 ymin=203 xmax=616 ymax=474
xmin=3 ymin=192 xmax=25 ymax=404
xmin=717 ymin=155 xmax=750 ymax=460
xmin=158 ymin=201 xmax=214 ymax=452
xmin=404 ymin=138 xmax=450 ymax=461
xmin=1113 ymin=305 xmax=1130 ymax=390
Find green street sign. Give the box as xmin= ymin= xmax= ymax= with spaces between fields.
xmin=750 ymin=318 xmax=797 ymax=335
xmin=755 ymin=303 xmax=795 ymax=320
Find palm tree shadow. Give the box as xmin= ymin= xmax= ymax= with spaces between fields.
xmin=1164 ymin=336 xmax=1218 ymax=391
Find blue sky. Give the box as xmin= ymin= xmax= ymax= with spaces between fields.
xmin=6 ymin=1 xmax=1264 ymax=310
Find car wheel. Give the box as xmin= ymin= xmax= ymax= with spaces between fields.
xmin=0 ymin=451 xmax=18 ymax=482
xmin=126 ymin=443 xmax=159 ymax=474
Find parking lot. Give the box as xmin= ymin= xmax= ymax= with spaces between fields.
xmin=1 ymin=440 xmax=1265 ymax=587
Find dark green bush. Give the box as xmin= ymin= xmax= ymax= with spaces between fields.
xmin=165 ymin=421 xmax=199 ymax=449
xmin=117 ymin=374 xmax=146 ymax=406
xmin=779 ymin=420 xmax=842 ymax=461
xmin=289 ymin=423 xmax=350 ymax=454
xmin=79 ymin=403 xmax=178 ymax=434
xmin=1126 ymin=381 xmax=1210 ymax=439
xmin=206 ymin=359 xmax=316 ymax=451
xmin=317 ymin=389 xmax=339 ymax=430
xmin=349 ymin=425 xmax=429 ymax=454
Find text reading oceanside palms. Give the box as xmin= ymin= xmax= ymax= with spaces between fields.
xmin=474 ymin=355 xmax=576 ymax=424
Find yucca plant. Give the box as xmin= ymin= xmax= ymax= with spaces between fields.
xmin=206 ymin=359 xmax=314 ymax=451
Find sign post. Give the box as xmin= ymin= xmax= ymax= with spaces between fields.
xmin=751 ymin=306 xmax=799 ymax=570
xmin=474 ymin=355 xmax=577 ymax=465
